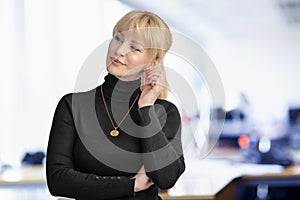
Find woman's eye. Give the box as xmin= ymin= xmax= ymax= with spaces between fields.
xmin=130 ymin=45 xmax=142 ymax=52
xmin=114 ymin=34 xmax=123 ymax=42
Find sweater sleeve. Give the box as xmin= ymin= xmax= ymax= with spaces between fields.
xmin=46 ymin=94 xmax=135 ymax=200
xmin=138 ymin=102 xmax=185 ymax=190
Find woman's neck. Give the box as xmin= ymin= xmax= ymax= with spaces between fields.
xmin=101 ymin=73 xmax=141 ymax=102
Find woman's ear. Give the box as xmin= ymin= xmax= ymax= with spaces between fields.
xmin=152 ymin=59 xmax=160 ymax=66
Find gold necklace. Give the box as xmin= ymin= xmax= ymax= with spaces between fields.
xmin=101 ymin=85 xmax=139 ymax=137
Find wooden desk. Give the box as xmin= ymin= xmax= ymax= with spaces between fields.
xmin=0 ymin=165 xmax=45 ymax=184
xmin=233 ymin=165 xmax=300 ymax=199
xmin=159 ymin=191 xmax=215 ymax=200
xmin=0 ymin=165 xmax=53 ymax=199
xmin=159 ymin=180 xmax=236 ymax=200
xmin=160 ymin=165 xmax=300 ymax=200
xmin=1 ymin=163 xmax=299 ymax=200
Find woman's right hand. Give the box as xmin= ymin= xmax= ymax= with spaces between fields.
xmin=132 ymin=165 xmax=154 ymax=192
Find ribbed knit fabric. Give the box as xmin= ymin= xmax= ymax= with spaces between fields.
xmin=46 ymin=73 xmax=185 ymax=200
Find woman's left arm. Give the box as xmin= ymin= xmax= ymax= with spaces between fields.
xmin=138 ymin=102 xmax=185 ymax=189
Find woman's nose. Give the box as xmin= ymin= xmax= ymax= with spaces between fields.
xmin=116 ymin=43 xmax=128 ymax=56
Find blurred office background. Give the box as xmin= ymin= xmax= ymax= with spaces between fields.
xmin=1 ymin=0 xmax=300 ymax=196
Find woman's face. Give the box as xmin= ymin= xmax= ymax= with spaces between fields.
xmin=106 ymin=30 xmax=154 ymax=81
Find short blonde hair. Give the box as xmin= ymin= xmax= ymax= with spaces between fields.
xmin=113 ymin=10 xmax=172 ymax=99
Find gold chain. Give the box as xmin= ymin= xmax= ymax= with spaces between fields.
xmin=101 ymin=85 xmax=139 ymax=136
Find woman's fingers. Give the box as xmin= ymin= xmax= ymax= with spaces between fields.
xmin=133 ymin=166 xmax=154 ymax=192
xmin=139 ymin=62 xmax=166 ymax=107
xmin=145 ymin=64 xmax=165 ymax=86
xmin=138 ymin=165 xmax=145 ymax=173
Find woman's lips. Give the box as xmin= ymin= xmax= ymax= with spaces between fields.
xmin=111 ymin=57 xmax=125 ymax=66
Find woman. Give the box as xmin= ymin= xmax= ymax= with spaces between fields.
xmin=46 ymin=10 xmax=185 ymax=200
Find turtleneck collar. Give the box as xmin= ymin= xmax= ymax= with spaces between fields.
xmin=101 ymin=73 xmax=141 ymax=102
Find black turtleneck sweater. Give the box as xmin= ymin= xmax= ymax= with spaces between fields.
xmin=46 ymin=73 xmax=185 ymax=200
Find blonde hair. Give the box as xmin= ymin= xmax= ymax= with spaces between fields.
xmin=113 ymin=10 xmax=172 ymax=99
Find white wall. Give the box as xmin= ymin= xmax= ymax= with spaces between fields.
xmin=120 ymin=0 xmax=300 ymax=139
xmin=0 ymin=0 xmax=131 ymax=165
xmin=1 ymin=0 xmax=300 ymax=165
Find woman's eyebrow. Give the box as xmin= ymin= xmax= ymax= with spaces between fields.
xmin=131 ymin=40 xmax=144 ymax=46
xmin=116 ymin=32 xmax=124 ymax=38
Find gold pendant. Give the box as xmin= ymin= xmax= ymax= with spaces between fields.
xmin=110 ymin=129 xmax=119 ymax=137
